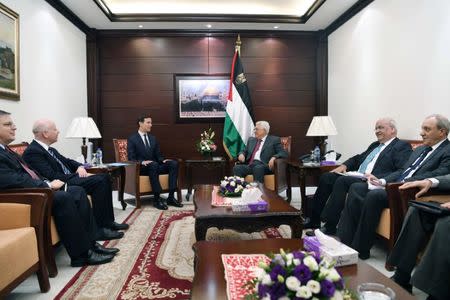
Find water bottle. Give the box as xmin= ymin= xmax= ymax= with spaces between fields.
xmin=313 ymin=145 xmax=321 ymax=163
xmin=96 ymin=148 xmax=103 ymax=165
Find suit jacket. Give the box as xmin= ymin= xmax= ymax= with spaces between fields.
xmin=127 ymin=132 xmax=164 ymax=164
xmin=239 ymin=135 xmax=288 ymax=165
xmin=435 ymin=173 xmax=450 ymax=190
xmin=384 ymin=139 xmax=450 ymax=183
xmin=343 ymin=138 xmax=412 ymax=178
xmin=0 ymin=146 xmax=49 ymax=189
xmin=22 ymin=140 xmax=81 ymax=182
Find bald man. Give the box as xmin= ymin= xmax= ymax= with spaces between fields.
xmin=23 ymin=119 xmax=128 ymax=239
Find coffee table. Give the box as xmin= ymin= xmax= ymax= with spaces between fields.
xmin=191 ymin=239 xmax=415 ymax=300
xmin=193 ymin=184 xmax=302 ymax=241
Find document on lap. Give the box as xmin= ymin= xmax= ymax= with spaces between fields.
xmin=335 ymin=171 xmax=367 ymax=179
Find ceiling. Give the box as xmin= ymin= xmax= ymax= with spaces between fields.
xmin=58 ymin=0 xmax=360 ymax=31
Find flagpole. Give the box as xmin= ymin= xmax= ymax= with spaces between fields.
xmin=235 ymin=34 xmax=241 ymax=55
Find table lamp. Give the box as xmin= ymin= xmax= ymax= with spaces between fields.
xmin=306 ymin=116 xmax=338 ymax=157
xmin=66 ymin=117 xmax=102 ymax=161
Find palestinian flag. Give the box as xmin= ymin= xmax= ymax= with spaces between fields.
xmin=223 ymin=50 xmax=255 ymax=158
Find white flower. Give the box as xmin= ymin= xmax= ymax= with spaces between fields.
xmin=254 ymin=268 xmax=266 ymax=281
xmin=286 ymin=258 xmax=293 ymax=267
xmin=319 ymin=266 xmax=330 ymax=278
xmin=278 ymin=297 xmax=290 ymax=300
xmin=220 ymin=180 xmax=227 ymax=187
xmin=286 ymin=253 xmax=294 ymax=261
xmin=262 ymin=274 xmax=272 ymax=285
xmin=234 ymin=188 xmax=239 ymax=193
xmin=293 ymin=258 xmax=301 ymax=266
xmin=296 ymin=286 xmax=312 ymax=299
xmin=306 ymin=280 xmax=321 ymax=294
xmin=326 ymin=268 xmax=341 ymax=282
xmin=230 ymin=181 xmax=236 ymax=187
xmin=261 ymin=297 xmax=270 ymax=300
xmin=303 ymin=255 xmax=319 ymax=271
xmin=331 ymin=290 xmax=344 ymax=300
xmin=285 ymin=276 xmax=301 ymax=291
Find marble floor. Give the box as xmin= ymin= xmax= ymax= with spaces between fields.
xmin=7 ymin=188 xmax=423 ymax=299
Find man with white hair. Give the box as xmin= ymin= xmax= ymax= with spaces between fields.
xmin=233 ymin=120 xmax=288 ymax=183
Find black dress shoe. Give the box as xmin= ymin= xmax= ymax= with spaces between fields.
xmin=390 ymin=275 xmax=413 ymax=294
xmin=93 ymin=242 xmax=119 ymax=255
xmin=154 ymin=199 xmax=168 ymax=210
xmin=71 ymin=250 xmax=114 ymax=267
xmin=96 ymin=228 xmax=124 ymax=241
xmin=303 ymin=218 xmax=320 ymax=230
xmin=320 ymin=225 xmax=337 ymax=235
xmin=358 ymin=252 xmax=370 ymax=260
xmin=167 ymin=197 xmax=183 ymax=207
xmin=108 ymin=221 xmax=129 ymax=231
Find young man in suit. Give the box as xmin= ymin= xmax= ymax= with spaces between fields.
xmin=387 ymin=175 xmax=450 ymax=300
xmin=0 ymin=110 xmax=118 ymax=267
xmin=22 ymin=119 xmax=128 ymax=238
xmin=127 ymin=115 xmax=182 ymax=210
xmin=338 ymin=114 xmax=450 ymax=259
xmin=233 ymin=120 xmax=288 ymax=183
xmin=304 ymin=118 xmax=412 ymax=234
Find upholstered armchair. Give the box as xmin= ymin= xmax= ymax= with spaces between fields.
xmin=112 ymin=138 xmax=182 ymax=208
xmin=231 ymin=136 xmax=291 ymax=196
xmin=0 ymin=191 xmax=50 ymax=296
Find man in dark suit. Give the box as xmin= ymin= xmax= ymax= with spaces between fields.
xmin=0 ymin=110 xmax=118 ymax=267
xmin=127 ymin=115 xmax=182 ymax=210
xmin=338 ymin=114 xmax=450 ymax=259
xmin=305 ymin=118 xmax=412 ymax=234
xmin=233 ymin=120 xmax=288 ymax=183
xmin=387 ymin=175 xmax=450 ymax=300
xmin=22 ymin=119 xmax=128 ymax=237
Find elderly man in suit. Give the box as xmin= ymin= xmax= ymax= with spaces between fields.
xmin=127 ymin=115 xmax=182 ymax=210
xmin=0 ymin=110 xmax=118 ymax=267
xmin=338 ymin=114 xmax=450 ymax=259
xmin=22 ymin=119 xmax=128 ymax=238
xmin=386 ymin=175 xmax=450 ymax=300
xmin=304 ymin=118 xmax=412 ymax=234
xmin=233 ymin=120 xmax=288 ymax=183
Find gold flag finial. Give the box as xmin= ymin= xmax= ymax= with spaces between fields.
xmin=235 ymin=34 xmax=241 ymax=55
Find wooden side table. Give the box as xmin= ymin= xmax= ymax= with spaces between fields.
xmin=86 ymin=163 xmax=127 ymax=210
xmin=185 ymin=158 xmax=228 ymax=201
xmin=287 ymin=161 xmax=339 ymax=217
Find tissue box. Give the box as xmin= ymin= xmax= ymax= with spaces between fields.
xmin=304 ymin=236 xmax=358 ymax=267
xmin=232 ymin=200 xmax=268 ymax=212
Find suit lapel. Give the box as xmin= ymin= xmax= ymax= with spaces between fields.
xmin=416 ymin=140 xmax=448 ymax=172
xmin=376 ymin=139 xmax=396 ymax=162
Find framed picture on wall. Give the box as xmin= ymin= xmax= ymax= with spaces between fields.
xmin=174 ymin=74 xmax=229 ymax=123
xmin=0 ymin=3 xmax=19 ymax=100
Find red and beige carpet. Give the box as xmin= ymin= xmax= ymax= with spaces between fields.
xmin=55 ymin=206 xmax=291 ymax=299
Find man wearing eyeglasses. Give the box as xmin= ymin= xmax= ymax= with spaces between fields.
xmin=233 ymin=120 xmax=287 ymax=183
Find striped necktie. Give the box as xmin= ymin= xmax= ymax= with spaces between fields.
xmin=48 ymin=148 xmax=72 ymax=175
xmin=358 ymin=143 xmax=384 ymax=173
xmin=396 ymin=146 xmax=433 ymax=182
xmin=144 ymin=134 xmax=151 ymax=151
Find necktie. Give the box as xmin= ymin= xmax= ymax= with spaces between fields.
xmin=48 ymin=148 xmax=71 ymax=175
xmin=358 ymin=143 xmax=384 ymax=173
xmin=5 ymin=146 xmax=41 ymax=180
xmin=397 ymin=146 xmax=433 ymax=182
xmin=248 ymin=139 xmax=262 ymax=165
xmin=144 ymin=134 xmax=151 ymax=151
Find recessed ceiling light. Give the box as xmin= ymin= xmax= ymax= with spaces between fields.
xmin=273 ymin=25 xmax=279 ymax=29
xmin=138 ymin=24 xmax=143 ymax=28
xmin=206 ymin=24 xmax=212 ymax=28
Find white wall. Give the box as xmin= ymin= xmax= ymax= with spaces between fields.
xmin=0 ymin=0 xmax=87 ymax=158
xmin=328 ymin=0 xmax=450 ymax=160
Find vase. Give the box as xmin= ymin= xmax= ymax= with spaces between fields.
xmin=201 ymin=152 xmax=213 ymax=160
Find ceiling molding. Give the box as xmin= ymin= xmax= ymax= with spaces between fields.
xmin=45 ymin=0 xmax=91 ymax=34
xmin=92 ymin=0 xmax=326 ymax=24
xmin=325 ymin=0 xmax=375 ymax=36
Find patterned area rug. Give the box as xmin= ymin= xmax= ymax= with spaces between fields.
xmin=55 ymin=206 xmax=291 ymax=299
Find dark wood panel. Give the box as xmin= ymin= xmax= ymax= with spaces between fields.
xmin=252 ymin=91 xmax=315 ymax=107
xmin=101 ymin=91 xmax=173 ymax=108
xmin=209 ymin=57 xmax=316 ymax=74
xmin=99 ymin=36 xmax=209 ymax=58
xmin=101 ymin=74 xmax=173 ymax=91
xmin=100 ymin=57 xmax=208 ymax=74
xmin=246 ymin=74 xmax=316 ymax=91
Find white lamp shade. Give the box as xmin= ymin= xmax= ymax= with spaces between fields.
xmin=66 ymin=117 xmax=102 ymax=139
xmin=306 ymin=116 xmax=338 ymax=136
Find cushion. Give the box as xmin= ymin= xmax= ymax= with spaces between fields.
xmin=0 ymin=228 xmax=38 ymax=290
xmin=0 ymin=203 xmax=31 ymax=230
xmin=139 ymin=174 xmax=170 ymax=193
xmin=376 ymin=208 xmax=391 ymax=239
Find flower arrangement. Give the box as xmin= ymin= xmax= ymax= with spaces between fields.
xmin=196 ymin=128 xmax=217 ymax=155
xmin=245 ymin=249 xmax=353 ymax=300
xmin=219 ymin=176 xmax=248 ymax=197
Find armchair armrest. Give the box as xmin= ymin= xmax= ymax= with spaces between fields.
xmin=399 ymin=187 xmax=450 ymax=204
xmin=273 ymin=158 xmax=288 ymax=191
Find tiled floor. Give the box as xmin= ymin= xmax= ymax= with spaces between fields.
xmin=7 ymin=188 xmax=423 ymax=299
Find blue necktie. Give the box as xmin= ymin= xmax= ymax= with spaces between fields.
xmin=358 ymin=143 xmax=384 ymax=173
xmin=396 ymin=146 xmax=433 ymax=182
xmin=48 ymin=148 xmax=71 ymax=175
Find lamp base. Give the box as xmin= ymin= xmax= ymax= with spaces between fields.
xmin=81 ymin=144 xmax=87 ymax=163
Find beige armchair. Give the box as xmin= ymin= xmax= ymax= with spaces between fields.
xmin=0 ymin=191 xmax=50 ymax=296
xmin=112 ymin=138 xmax=182 ymax=208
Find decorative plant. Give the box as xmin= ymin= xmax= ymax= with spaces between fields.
xmin=219 ymin=176 xmax=248 ymax=197
xmin=196 ymin=128 xmax=217 ymax=154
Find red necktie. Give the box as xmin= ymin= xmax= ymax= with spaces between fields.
xmin=6 ymin=146 xmax=41 ymax=180
xmin=248 ymin=139 xmax=262 ymax=165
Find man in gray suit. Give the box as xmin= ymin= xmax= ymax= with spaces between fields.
xmin=338 ymin=114 xmax=450 ymax=259
xmin=387 ymin=175 xmax=450 ymax=300
xmin=233 ymin=120 xmax=288 ymax=183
